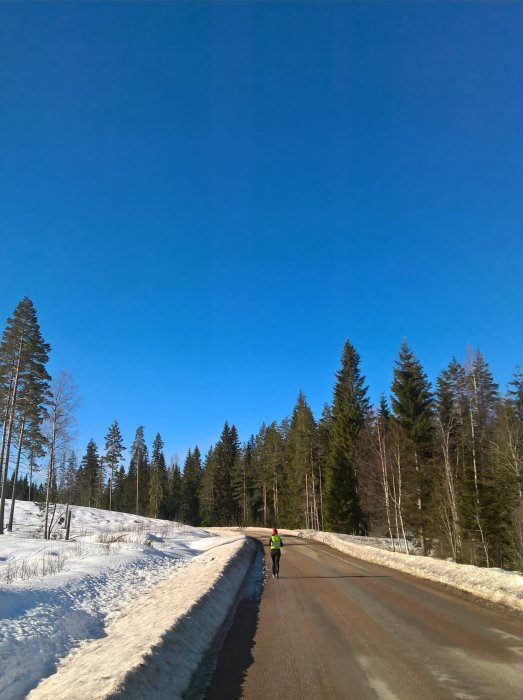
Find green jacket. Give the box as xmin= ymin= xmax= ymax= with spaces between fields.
xmin=270 ymin=535 xmax=283 ymax=550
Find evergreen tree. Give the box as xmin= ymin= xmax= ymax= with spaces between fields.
xmin=390 ymin=341 xmax=434 ymax=551
xmin=148 ymin=433 xmax=167 ymax=518
xmin=78 ymin=440 xmax=103 ymax=508
xmin=281 ymin=392 xmax=318 ymax=529
xmin=231 ymin=436 xmax=256 ymax=525
xmin=199 ymin=445 xmax=217 ymax=526
xmin=180 ymin=447 xmax=202 ymax=526
xmin=462 ymin=350 xmax=499 ymax=565
xmin=0 ymin=297 xmax=51 ymax=534
xmin=103 ymin=420 xmax=125 ymax=511
xmin=213 ymin=422 xmax=240 ymax=525
xmin=112 ymin=465 xmax=127 ymax=513
xmin=125 ymin=426 xmax=149 ymax=515
xmin=252 ymin=422 xmax=284 ymax=527
xmin=324 ymin=340 xmax=369 ymax=534
xmin=434 ymin=358 xmax=468 ymax=560
xmin=165 ymin=458 xmax=182 ymax=521
xmin=507 ymin=366 xmax=523 ymax=422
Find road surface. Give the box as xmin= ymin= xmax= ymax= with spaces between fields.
xmin=206 ymin=533 xmax=523 ymax=699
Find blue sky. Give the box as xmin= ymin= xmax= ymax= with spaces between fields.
xmin=1 ymin=1 xmax=522 ymax=464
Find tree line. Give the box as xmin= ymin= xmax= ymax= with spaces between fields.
xmin=1 ymin=297 xmax=521 ymax=570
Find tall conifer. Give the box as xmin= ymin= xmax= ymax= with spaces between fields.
xmin=325 ymin=340 xmax=369 ymax=534
xmin=0 ymin=298 xmax=50 ymax=534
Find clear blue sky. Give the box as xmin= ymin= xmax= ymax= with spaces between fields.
xmin=1 ymin=1 xmax=522 ymax=464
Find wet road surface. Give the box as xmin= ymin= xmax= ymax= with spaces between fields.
xmin=206 ymin=533 xmax=523 ymax=700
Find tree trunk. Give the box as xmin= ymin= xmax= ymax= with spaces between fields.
xmin=7 ymin=418 xmax=25 ymax=531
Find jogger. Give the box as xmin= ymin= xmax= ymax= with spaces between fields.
xmin=269 ymin=528 xmax=283 ymax=578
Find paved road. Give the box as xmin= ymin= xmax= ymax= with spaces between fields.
xmin=206 ymin=533 xmax=523 ymax=700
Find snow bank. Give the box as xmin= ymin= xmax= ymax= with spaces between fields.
xmin=28 ymin=534 xmax=254 ymax=700
xmin=291 ymin=530 xmax=523 ymax=612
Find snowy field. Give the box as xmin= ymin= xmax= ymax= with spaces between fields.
xmin=0 ymin=501 xmax=253 ymax=699
xmin=1 ymin=503 xmax=522 ymax=700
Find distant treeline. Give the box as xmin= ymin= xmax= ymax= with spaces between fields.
xmin=1 ymin=297 xmax=522 ymax=570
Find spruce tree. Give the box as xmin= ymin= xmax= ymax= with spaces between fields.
xmin=213 ymin=422 xmax=240 ymax=525
xmin=104 ymin=420 xmax=125 ymax=511
xmin=390 ymin=341 xmax=434 ymax=552
xmin=78 ymin=440 xmax=103 ymax=508
xmin=281 ymin=392 xmax=318 ymax=529
xmin=324 ymin=340 xmax=369 ymax=534
xmin=126 ymin=426 xmax=148 ymax=515
xmin=148 ymin=433 xmax=167 ymax=518
xmin=180 ymin=447 xmax=202 ymax=525
xmin=434 ymin=359 xmax=467 ymax=560
xmin=165 ymin=458 xmax=182 ymax=521
xmin=199 ymin=445 xmax=217 ymax=526
xmin=0 ymin=297 xmax=51 ymax=534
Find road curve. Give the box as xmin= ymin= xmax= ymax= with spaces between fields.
xmin=206 ymin=532 xmax=523 ymax=700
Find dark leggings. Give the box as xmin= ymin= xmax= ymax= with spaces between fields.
xmin=271 ymin=550 xmax=281 ymax=576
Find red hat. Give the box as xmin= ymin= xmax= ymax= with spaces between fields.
xmin=272 ymin=528 xmax=278 ymax=534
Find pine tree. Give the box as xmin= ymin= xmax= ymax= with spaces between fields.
xmin=148 ymin=433 xmax=167 ymax=518
xmin=0 ymin=297 xmax=51 ymax=534
xmin=390 ymin=341 xmax=434 ymax=552
xmin=324 ymin=340 xmax=369 ymax=534
xmin=103 ymin=420 xmax=125 ymax=511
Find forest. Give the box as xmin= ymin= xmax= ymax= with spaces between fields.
xmin=1 ymin=297 xmax=522 ymax=570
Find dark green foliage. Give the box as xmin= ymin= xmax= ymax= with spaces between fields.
xmin=148 ymin=433 xmax=167 ymax=518
xmin=180 ymin=447 xmax=202 ymax=526
xmin=281 ymin=392 xmax=318 ymax=529
xmin=0 ymin=297 xmax=51 ymax=533
xmin=324 ymin=340 xmax=369 ymax=534
xmin=165 ymin=459 xmax=183 ymax=521
xmin=125 ymin=426 xmax=149 ymax=515
xmin=390 ymin=341 xmax=434 ymax=550
xmin=78 ymin=440 xmax=104 ymax=508
xmin=213 ymin=422 xmax=240 ymax=525
xmin=104 ymin=420 xmax=125 ymax=511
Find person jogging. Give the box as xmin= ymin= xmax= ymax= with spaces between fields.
xmin=269 ymin=528 xmax=283 ymax=578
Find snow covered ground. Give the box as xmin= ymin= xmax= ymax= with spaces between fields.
xmin=0 ymin=501 xmax=253 ymax=699
xmin=1 ymin=503 xmax=521 ymax=700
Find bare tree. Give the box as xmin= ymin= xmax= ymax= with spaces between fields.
xmin=42 ymin=372 xmax=78 ymax=539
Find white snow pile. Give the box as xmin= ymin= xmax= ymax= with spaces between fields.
xmin=0 ymin=501 xmax=253 ymax=700
xmin=289 ymin=529 xmax=523 ymax=612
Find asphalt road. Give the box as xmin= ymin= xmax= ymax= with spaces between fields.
xmin=206 ymin=533 xmax=523 ymax=700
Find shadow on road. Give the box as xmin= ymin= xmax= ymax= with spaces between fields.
xmin=205 ymin=596 xmax=260 ymax=700
xmin=203 ymin=544 xmax=263 ymax=700
xmin=279 ymin=574 xmax=390 ymax=579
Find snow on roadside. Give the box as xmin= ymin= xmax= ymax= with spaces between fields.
xmin=0 ymin=502 xmax=245 ymax=700
xmin=286 ymin=529 xmax=523 ymax=612
xmin=28 ymin=535 xmax=253 ymax=700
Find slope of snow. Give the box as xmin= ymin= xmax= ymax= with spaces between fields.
xmin=28 ymin=536 xmax=253 ymax=700
xmin=0 ymin=502 xmax=251 ymax=700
